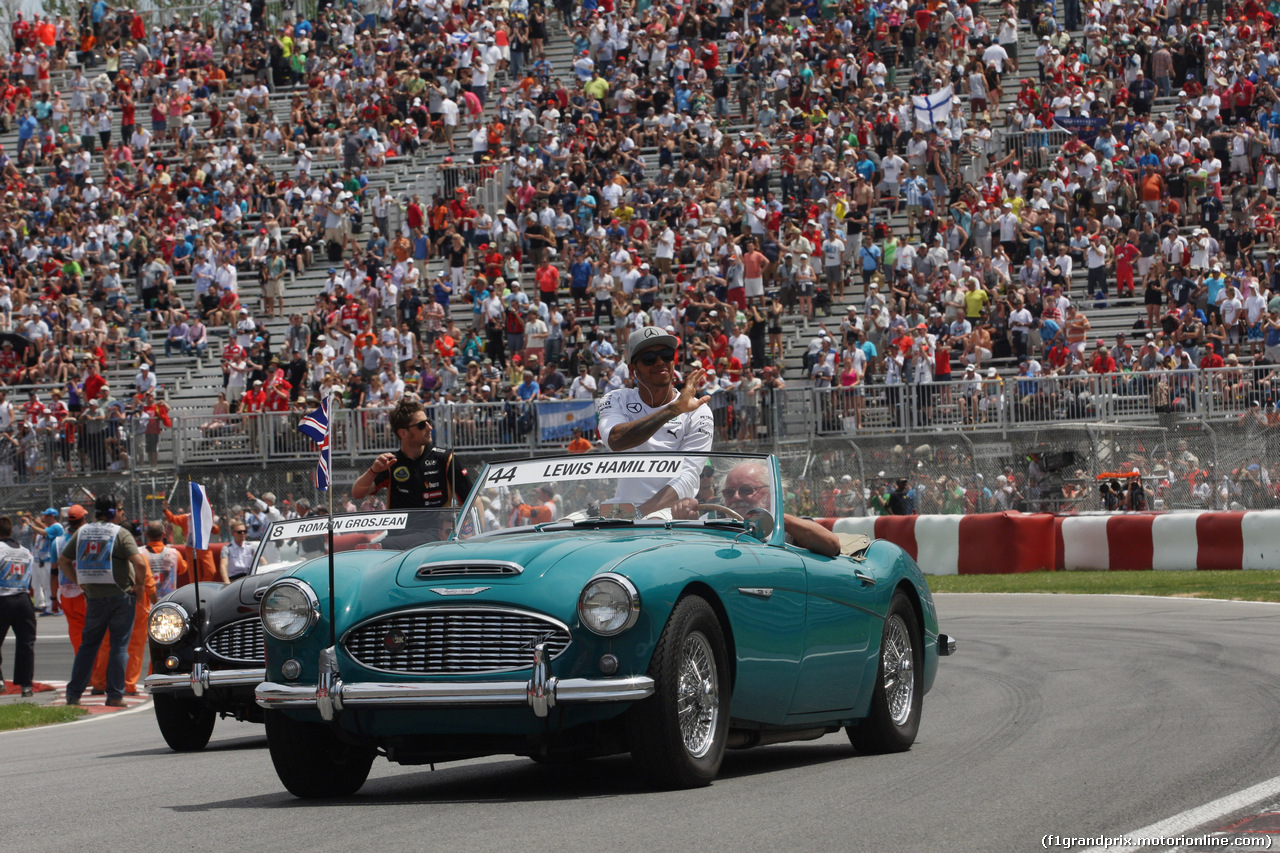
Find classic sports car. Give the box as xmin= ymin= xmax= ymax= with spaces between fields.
xmin=255 ymin=452 xmax=954 ymax=797
xmin=143 ymin=510 xmax=454 ymax=751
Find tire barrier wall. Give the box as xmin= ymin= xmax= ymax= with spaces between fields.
xmin=817 ymin=511 xmax=1280 ymax=574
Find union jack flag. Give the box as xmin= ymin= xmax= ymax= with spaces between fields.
xmin=297 ymin=394 xmax=331 ymax=491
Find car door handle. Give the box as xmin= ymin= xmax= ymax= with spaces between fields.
xmin=853 ymin=569 xmax=876 ymax=587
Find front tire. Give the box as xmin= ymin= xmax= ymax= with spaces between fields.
xmin=153 ymin=692 xmax=216 ymax=752
xmin=265 ymin=711 xmax=376 ymax=798
xmin=848 ymin=591 xmax=923 ymax=754
xmin=628 ymin=595 xmax=731 ymax=788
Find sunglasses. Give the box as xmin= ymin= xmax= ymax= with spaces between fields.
xmin=723 ymin=485 xmax=765 ymax=500
xmin=636 ymin=347 xmax=676 ymax=366
xmin=406 ymin=420 xmax=430 ymax=431
xmin=233 ymin=529 xmax=247 ymax=534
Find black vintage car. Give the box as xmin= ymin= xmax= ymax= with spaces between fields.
xmin=143 ymin=509 xmax=455 ymax=751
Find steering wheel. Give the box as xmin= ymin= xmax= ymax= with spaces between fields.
xmin=697 ymin=503 xmax=744 ymax=520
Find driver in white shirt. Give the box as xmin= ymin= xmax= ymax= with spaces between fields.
xmin=596 ymin=327 xmax=713 ymax=516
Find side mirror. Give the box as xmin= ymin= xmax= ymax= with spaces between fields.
xmin=743 ymin=508 xmax=775 ymax=543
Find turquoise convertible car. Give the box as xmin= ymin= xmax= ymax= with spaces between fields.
xmin=255 ymin=452 xmax=955 ymax=798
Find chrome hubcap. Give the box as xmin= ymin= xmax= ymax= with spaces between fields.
xmin=882 ymin=614 xmax=915 ymax=727
xmin=677 ymin=631 xmax=719 ymax=758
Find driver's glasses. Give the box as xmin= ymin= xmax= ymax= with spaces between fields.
xmin=407 ymin=420 xmax=430 ymax=431
xmin=723 ymin=485 xmax=765 ymax=500
xmin=636 ymin=348 xmax=676 ymax=367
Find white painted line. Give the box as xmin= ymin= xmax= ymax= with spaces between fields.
xmin=1081 ymin=773 xmax=1280 ymax=853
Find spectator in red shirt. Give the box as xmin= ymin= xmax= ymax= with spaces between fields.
xmin=1199 ymin=343 xmax=1224 ymax=370
xmin=1113 ymin=234 xmax=1140 ymax=297
xmin=1090 ymin=346 xmax=1117 ymax=374
xmin=22 ymin=389 xmax=44 ymax=424
xmin=535 ymin=260 xmax=559 ymax=303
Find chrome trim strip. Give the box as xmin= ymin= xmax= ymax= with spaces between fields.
xmin=737 ymin=587 xmax=774 ymax=599
xmin=144 ymin=668 xmax=266 ymax=694
xmin=255 ymin=675 xmax=655 ymax=710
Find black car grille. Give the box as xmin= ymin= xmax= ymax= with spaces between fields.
xmin=343 ymin=608 xmax=571 ymax=675
xmin=206 ymin=618 xmax=266 ymax=665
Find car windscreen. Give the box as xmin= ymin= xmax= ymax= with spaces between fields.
xmin=251 ymin=509 xmax=459 ymax=575
xmin=454 ymin=453 xmax=778 ymax=537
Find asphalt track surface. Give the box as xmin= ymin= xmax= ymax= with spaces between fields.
xmin=4 ymin=594 xmax=1280 ymax=853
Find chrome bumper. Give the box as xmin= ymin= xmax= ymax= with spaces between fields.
xmin=938 ymin=634 xmax=957 ymax=656
xmin=255 ymin=643 xmax=654 ymax=720
xmin=145 ymin=667 xmax=266 ymax=695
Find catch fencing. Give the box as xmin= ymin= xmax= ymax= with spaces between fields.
xmin=5 ymin=380 xmax=1278 ymax=531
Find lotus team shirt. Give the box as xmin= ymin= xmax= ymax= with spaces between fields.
xmin=373 ymin=446 xmax=474 ymax=509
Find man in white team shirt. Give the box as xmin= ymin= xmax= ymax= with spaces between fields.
xmin=596 ymin=327 xmax=714 ymax=516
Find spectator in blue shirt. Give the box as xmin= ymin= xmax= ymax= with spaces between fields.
xmin=17 ymin=112 xmax=38 ymax=159
xmin=517 ymin=371 xmax=540 ymax=401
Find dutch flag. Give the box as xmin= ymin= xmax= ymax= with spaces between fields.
xmin=297 ymin=394 xmax=331 ymax=492
xmin=189 ymin=482 xmax=214 ymax=550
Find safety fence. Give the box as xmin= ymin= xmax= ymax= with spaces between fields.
xmin=1001 ymin=128 xmax=1072 ymax=169
xmin=814 ymin=510 xmax=1280 ymax=574
xmin=4 ymin=381 xmax=1279 ymax=520
xmin=799 ymin=363 xmax=1280 ymax=438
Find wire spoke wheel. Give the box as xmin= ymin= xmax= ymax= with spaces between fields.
xmin=676 ymin=631 xmax=720 ymax=759
xmin=628 ymin=596 xmax=730 ymax=788
xmin=848 ymin=592 xmax=923 ymax=754
xmin=881 ymin=614 xmax=915 ymax=727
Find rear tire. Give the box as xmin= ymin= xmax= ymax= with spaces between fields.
xmin=153 ymin=693 xmax=216 ymax=752
xmin=265 ymin=711 xmax=375 ymax=798
xmin=848 ymin=591 xmax=923 ymax=754
xmin=628 ymin=596 xmax=731 ymax=788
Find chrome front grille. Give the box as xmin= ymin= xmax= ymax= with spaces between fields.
xmin=343 ymin=608 xmax=571 ymax=675
xmin=206 ymin=618 xmax=266 ymax=664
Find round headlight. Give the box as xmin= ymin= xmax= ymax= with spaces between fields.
xmin=578 ymin=574 xmax=640 ymax=637
xmin=148 ymin=603 xmax=190 ymax=645
xmin=260 ymin=581 xmax=320 ymax=641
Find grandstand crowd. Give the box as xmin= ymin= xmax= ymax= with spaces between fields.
xmin=0 ymin=0 xmax=1277 ymax=496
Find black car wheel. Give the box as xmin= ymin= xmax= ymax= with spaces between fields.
xmin=847 ymin=591 xmax=923 ymax=754
xmin=628 ymin=595 xmax=731 ymax=788
xmin=265 ymin=711 xmax=376 ymax=798
xmin=153 ymin=693 xmax=217 ymax=752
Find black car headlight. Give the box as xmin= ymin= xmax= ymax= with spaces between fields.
xmin=578 ymin=573 xmax=640 ymax=636
xmin=147 ymin=602 xmax=190 ymax=645
xmin=260 ymin=580 xmax=320 ymax=641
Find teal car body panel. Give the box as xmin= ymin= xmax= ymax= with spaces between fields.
xmin=258 ymin=454 xmax=944 ymax=751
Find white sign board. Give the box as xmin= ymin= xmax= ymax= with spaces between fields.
xmin=269 ymin=514 xmax=409 ymax=540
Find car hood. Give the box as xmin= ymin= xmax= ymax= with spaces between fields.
xmin=289 ymin=528 xmax=740 ymax=631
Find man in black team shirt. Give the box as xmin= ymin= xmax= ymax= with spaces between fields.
xmin=352 ymin=399 xmax=473 ymax=510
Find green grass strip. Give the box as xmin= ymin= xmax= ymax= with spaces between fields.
xmin=928 ymin=570 xmax=1280 ymax=602
xmin=0 ymin=703 xmax=89 ymax=732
